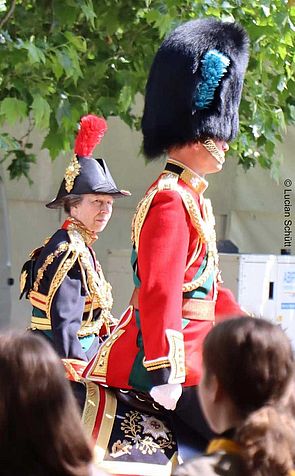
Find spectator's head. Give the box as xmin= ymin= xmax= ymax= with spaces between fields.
xmin=0 ymin=331 xmax=93 ymax=476
xmin=199 ymin=317 xmax=295 ymax=475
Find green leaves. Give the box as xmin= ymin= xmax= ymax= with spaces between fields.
xmin=31 ymin=95 xmax=51 ymax=129
xmin=6 ymin=150 xmax=36 ymax=184
xmin=0 ymin=98 xmax=27 ymax=125
xmin=22 ymin=41 xmax=46 ymax=64
xmin=118 ymin=85 xmax=133 ymax=113
xmin=0 ymin=0 xmax=294 ymax=182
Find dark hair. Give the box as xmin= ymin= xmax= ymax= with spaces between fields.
xmin=0 ymin=332 xmax=93 ymax=476
xmin=203 ymin=317 xmax=295 ymax=476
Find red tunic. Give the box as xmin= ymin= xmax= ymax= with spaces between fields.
xmin=84 ymin=160 xmax=244 ymax=391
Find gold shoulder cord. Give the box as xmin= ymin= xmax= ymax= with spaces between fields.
xmin=131 ymin=173 xmax=219 ymax=294
xmin=46 ymin=245 xmax=79 ymax=319
xmin=68 ymin=230 xmax=116 ymax=334
xmin=178 ymin=190 xmax=219 ymax=294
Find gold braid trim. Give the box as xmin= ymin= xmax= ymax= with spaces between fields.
xmin=68 ymin=230 xmax=116 ymax=334
xmin=131 ymin=172 xmax=219 ymax=294
xmin=131 ymin=186 xmax=158 ymax=252
xmin=33 ymin=243 xmax=69 ymax=291
xmin=178 ymin=193 xmax=219 ymax=293
xmin=29 ymin=228 xmax=115 ymax=336
xmin=46 ymin=246 xmax=79 ymax=319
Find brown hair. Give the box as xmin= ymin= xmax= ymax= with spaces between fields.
xmin=63 ymin=194 xmax=84 ymax=214
xmin=0 ymin=331 xmax=93 ymax=476
xmin=203 ymin=317 xmax=295 ymax=476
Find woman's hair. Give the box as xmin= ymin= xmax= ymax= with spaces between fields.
xmin=0 ymin=331 xmax=93 ymax=476
xmin=63 ymin=194 xmax=84 ymax=213
xmin=203 ymin=317 xmax=295 ymax=476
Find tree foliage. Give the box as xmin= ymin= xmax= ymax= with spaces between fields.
xmin=0 ymin=0 xmax=294 ymax=182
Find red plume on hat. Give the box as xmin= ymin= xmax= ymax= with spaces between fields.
xmin=74 ymin=114 xmax=107 ymax=157
xmin=45 ymin=113 xmax=130 ymax=208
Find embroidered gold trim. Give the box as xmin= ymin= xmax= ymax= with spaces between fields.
xmin=180 ymin=169 xmax=208 ymax=194
xmin=83 ymin=384 xmax=117 ymax=463
xmin=131 ymin=172 xmax=219 ymax=294
xmin=64 ymin=154 xmax=81 ymax=193
xmin=67 ymin=217 xmax=98 ymax=246
xmin=29 ymin=289 xmax=100 ymax=314
xmin=143 ymin=358 xmax=171 ymax=371
xmin=131 ymin=187 xmax=158 ymax=251
xmin=29 ymin=290 xmax=47 ymax=311
xmin=30 ymin=227 xmax=115 ymax=338
xmin=46 ymin=248 xmax=78 ymax=319
xmin=87 ymin=329 xmax=125 ymax=382
xmin=85 ymin=306 xmax=134 ymax=382
xmin=70 ymin=229 xmax=115 ymax=333
xmin=82 ymin=381 xmax=100 ymax=438
xmin=30 ymin=316 xmax=51 ymax=330
xmin=62 ymin=358 xmax=87 ymax=382
xmin=77 ymin=319 xmax=105 ymax=337
xmin=33 ymin=242 xmax=69 ymax=291
xmin=144 ymin=363 xmax=171 ymax=371
xmin=165 ymin=158 xmax=208 ymax=194
xmin=166 ymin=329 xmax=185 ymax=384
xmin=30 ymin=315 xmax=105 ymax=337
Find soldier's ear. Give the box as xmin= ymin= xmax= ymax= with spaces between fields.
xmin=191 ymin=142 xmax=202 ymax=153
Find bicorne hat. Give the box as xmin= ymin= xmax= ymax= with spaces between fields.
xmin=46 ymin=115 xmax=130 ymax=208
xmin=142 ymin=18 xmax=249 ymax=159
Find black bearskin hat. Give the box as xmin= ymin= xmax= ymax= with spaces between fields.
xmin=142 ymin=18 xmax=249 ymax=159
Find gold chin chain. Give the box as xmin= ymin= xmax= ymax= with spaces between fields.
xmin=202 ymin=139 xmax=225 ymax=165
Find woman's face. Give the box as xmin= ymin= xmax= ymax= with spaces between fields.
xmin=70 ymin=193 xmax=113 ymax=233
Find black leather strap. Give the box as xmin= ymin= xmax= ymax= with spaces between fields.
xmin=164 ymin=162 xmax=184 ymax=175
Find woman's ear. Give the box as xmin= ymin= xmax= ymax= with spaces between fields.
xmin=208 ymin=374 xmax=219 ymax=403
xmin=70 ymin=204 xmax=78 ymax=219
xmin=206 ymin=374 xmax=226 ymax=404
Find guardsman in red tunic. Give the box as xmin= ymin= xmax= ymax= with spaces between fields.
xmin=84 ymin=18 xmax=249 ymax=443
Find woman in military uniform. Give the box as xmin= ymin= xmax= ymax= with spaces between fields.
xmin=20 ymin=115 xmax=130 ymax=390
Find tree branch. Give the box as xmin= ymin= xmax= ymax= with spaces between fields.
xmin=0 ymin=0 xmax=16 ymax=29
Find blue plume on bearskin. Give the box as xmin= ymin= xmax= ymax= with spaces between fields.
xmin=142 ymin=18 xmax=249 ymax=159
xmin=194 ymin=49 xmax=230 ymax=110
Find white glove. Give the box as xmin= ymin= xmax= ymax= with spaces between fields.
xmin=150 ymin=383 xmax=182 ymax=410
